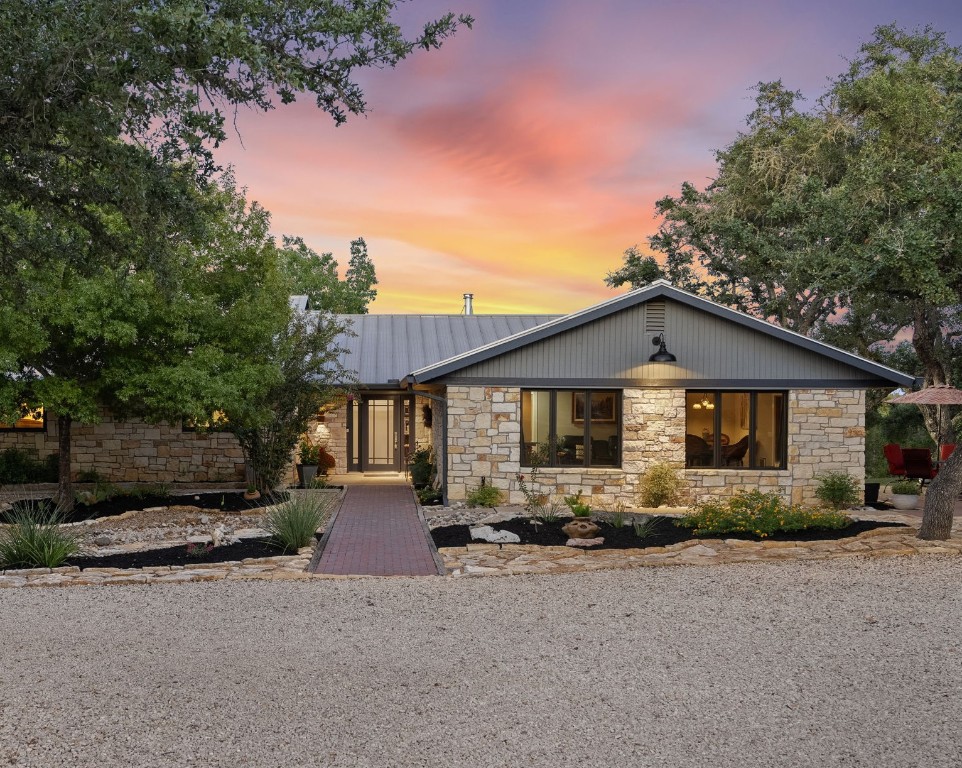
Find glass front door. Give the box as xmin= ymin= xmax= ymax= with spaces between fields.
xmin=348 ymin=394 xmax=413 ymax=472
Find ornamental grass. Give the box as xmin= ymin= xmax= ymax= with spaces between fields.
xmin=0 ymin=501 xmax=81 ymax=569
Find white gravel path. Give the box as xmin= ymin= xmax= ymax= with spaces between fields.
xmin=2 ymin=557 xmax=960 ymax=768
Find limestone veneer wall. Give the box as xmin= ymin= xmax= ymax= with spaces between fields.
xmin=0 ymin=410 xmax=245 ymax=483
xmin=444 ymin=386 xmax=865 ymax=508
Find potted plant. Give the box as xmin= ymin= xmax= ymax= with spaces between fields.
xmin=889 ymin=479 xmax=921 ymax=510
xmin=561 ymin=491 xmax=600 ymax=538
xmin=297 ymin=439 xmax=321 ymax=488
xmin=243 ymin=483 xmax=260 ymax=501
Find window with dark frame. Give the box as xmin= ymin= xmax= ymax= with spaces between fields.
xmin=0 ymin=406 xmax=46 ymax=432
xmin=521 ymin=390 xmax=621 ymax=468
xmin=684 ymin=390 xmax=786 ymax=470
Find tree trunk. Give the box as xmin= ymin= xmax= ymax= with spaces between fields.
xmin=56 ymin=414 xmax=74 ymax=513
xmin=918 ymin=448 xmax=961 ymax=540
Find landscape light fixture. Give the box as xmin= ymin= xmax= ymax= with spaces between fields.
xmin=649 ymin=333 xmax=677 ymax=363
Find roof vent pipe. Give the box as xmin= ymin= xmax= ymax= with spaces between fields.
xmin=463 ymin=293 xmax=474 ymax=315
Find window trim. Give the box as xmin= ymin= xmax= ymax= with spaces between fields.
xmin=521 ymin=389 xmax=622 ymax=469
xmin=685 ymin=390 xmax=787 ymax=471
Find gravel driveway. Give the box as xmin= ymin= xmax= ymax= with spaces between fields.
xmin=2 ymin=557 xmax=960 ymax=768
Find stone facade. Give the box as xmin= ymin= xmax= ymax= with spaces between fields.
xmin=0 ymin=410 xmax=245 ymax=483
xmin=444 ymin=386 xmax=866 ymax=508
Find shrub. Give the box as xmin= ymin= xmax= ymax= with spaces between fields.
xmin=0 ymin=502 xmax=80 ymax=568
xmin=563 ymin=491 xmax=591 ymax=517
xmin=263 ymin=494 xmax=330 ymax=550
xmin=408 ymin=447 xmax=434 ymax=488
xmin=891 ymin=479 xmax=921 ymax=495
xmin=416 ymin=486 xmax=443 ymax=505
xmin=680 ymin=490 xmax=850 ymax=538
xmin=639 ymin=463 xmax=681 ymax=507
xmin=0 ymin=448 xmax=58 ymax=484
xmin=815 ymin=472 xmax=861 ymax=510
xmin=298 ymin=441 xmax=321 ymax=465
xmin=466 ymin=482 xmax=504 ymax=508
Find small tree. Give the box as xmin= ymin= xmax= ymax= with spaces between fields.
xmin=226 ymin=311 xmax=354 ymax=493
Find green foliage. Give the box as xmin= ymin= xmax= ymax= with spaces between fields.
xmin=281 ymin=237 xmax=378 ymax=313
xmin=891 ymin=480 xmax=921 ymax=495
xmin=0 ymin=502 xmax=80 ymax=569
xmin=632 ymin=515 xmax=664 ymax=542
xmin=263 ymin=494 xmax=331 ymax=551
xmin=185 ymin=542 xmax=214 ymax=559
xmin=0 ymin=448 xmax=58 ymax=484
xmin=532 ymin=501 xmax=563 ymax=524
xmin=815 ymin=472 xmax=862 ymax=511
xmin=408 ymin=448 xmax=434 ymax=488
xmin=563 ymin=491 xmax=591 ymax=517
xmin=680 ymin=491 xmax=850 ymax=538
xmin=416 ymin=486 xmax=443 ymax=505
xmin=466 ymin=482 xmax=504 ymax=509
xmin=607 ymin=508 xmax=628 ymax=528
xmin=639 ymin=463 xmax=681 ymax=508
xmin=299 ymin=441 xmax=322 ymax=465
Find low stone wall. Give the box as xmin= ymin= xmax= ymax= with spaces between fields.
xmin=444 ymin=386 xmax=866 ymax=508
xmin=0 ymin=410 xmax=245 ymax=483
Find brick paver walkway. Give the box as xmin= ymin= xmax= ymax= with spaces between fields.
xmin=312 ymin=485 xmax=441 ymax=576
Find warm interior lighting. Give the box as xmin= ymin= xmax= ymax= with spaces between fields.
xmin=692 ymin=398 xmax=714 ymax=410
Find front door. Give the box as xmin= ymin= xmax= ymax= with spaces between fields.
xmin=349 ymin=394 xmax=414 ymax=472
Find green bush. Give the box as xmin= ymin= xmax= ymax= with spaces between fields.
xmin=890 ymin=479 xmax=921 ymax=495
xmin=408 ymin=447 xmax=434 ymax=488
xmin=815 ymin=472 xmax=862 ymax=510
xmin=563 ymin=491 xmax=591 ymax=517
xmin=0 ymin=502 xmax=80 ymax=568
xmin=639 ymin=463 xmax=681 ymax=507
xmin=680 ymin=490 xmax=850 ymax=538
xmin=0 ymin=448 xmax=58 ymax=484
xmin=416 ymin=486 xmax=443 ymax=505
xmin=263 ymin=494 xmax=330 ymax=550
xmin=466 ymin=482 xmax=504 ymax=508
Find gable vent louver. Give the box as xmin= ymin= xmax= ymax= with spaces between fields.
xmin=645 ymin=301 xmax=666 ymax=334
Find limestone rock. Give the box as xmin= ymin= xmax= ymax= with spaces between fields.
xmin=566 ymin=537 xmax=605 ymax=548
xmin=469 ymin=525 xmax=521 ymax=544
xmin=93 ymin=535 xmax=113 ymax=547
xmin=683 ymin=544 xmax=718 ymax=557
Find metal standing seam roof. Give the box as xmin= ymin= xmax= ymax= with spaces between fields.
xmin=406 ymin=280 xmax=917 ymax=387
xmin=327 ymin=314 xmax=560 ymax=386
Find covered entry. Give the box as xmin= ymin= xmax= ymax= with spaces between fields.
xmin=347 ymin=393 xmax=415 ymax=472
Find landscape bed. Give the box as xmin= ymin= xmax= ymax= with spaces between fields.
xmin=64 ymin=537 xmax=299 ymax=570
xmin=430 ymin=516 xmax=909 ymax=550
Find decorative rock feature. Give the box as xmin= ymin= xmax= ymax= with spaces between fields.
xmin=93 ymin=535 xmax=113 ymax=547
xmin=566 ymin=537 xmax=604 ymax=548
xmin=562 ymin=519 xmax=600 ymax=539
xmin=469 ymin=525 xmax=521 ymax=544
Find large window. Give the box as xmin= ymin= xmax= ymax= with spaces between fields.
xmin=685 ymin=391 xmax=786 ymax=470
xmin=0 ymin=405 xmax=46 ymax=431
xmin=521 ymin=390 xmax=620 ymax=468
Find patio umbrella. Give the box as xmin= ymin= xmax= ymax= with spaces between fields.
xmin=890 ymin=384 xmax=962 ymax=451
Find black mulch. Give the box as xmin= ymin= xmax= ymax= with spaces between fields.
xmin=5 ymin=491 xmax=286 ymax=524
xmin=67 ymin=537 xmax=295 ymax=570
xmin=431 ymin=516 xmax=909 ymax=551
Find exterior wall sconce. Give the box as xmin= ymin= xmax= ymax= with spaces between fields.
xmin=649 ymin=333 xmax=677 ymax=363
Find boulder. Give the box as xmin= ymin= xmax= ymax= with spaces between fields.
xmin=469 ymin=525 xmax=521 ymax=544
xmin=566 ymin=537 xmax=605 ymax=548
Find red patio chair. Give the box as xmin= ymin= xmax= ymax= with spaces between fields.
xmin=901 ymin=448 xmax=938 ymax=483
xmin=940 ymin=443 xmax=956 ymax=462
xmin=883 ymin=444 xmax=906 ymax=477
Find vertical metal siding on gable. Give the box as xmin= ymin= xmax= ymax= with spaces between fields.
xmin=450 ymin=300 xmax=875 ymax=382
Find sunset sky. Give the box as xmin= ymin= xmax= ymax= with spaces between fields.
xmin=217 ymin=0 xmax=962 ymax=315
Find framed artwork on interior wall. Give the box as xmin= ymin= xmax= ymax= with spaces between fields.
xmin=572 ymin=393 xmax=616 ymax=423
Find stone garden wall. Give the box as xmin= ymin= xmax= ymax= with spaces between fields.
xmin=0 ymin=409 xmax=245 ymax=483
xmin=444 ymin=386 xmax=865 ymax=508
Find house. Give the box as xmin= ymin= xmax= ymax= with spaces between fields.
xmin=321 ymin=281 xmax=913 ymax=506
xmin=1 ymin=282 xmax=914 ymax=504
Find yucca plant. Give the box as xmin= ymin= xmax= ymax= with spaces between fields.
xmin=0 ymin=501 xmax=81 ymax=569
xmin=262 ymin=494 xmax=330 ymax=551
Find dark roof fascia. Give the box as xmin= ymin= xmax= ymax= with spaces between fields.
xmin=435 ymin=377 xmax=900 ymax=389
xmin=408 ymin=281 xmax=915 ymax=388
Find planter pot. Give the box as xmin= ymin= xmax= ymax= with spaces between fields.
xmin=864 ymin=483 xmax=880 ymax=505
xmin=890 ymin=493 xmax=920 ymax=511
xmin=562 ymin=519 xmax=600 ymax=539
xmin=296 ymin=464 xmax=319 ymax=488
xmin=243 ymin=489 xmax=261 ymax=501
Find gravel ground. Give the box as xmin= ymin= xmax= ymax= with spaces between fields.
xmin=2 ymin=557 xmax=961 ymax=768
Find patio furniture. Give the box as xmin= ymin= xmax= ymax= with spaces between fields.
xmin=901 ymin=448 xmax=938 ymax=483
xmin=940 ymin=443 xmax=956 ymax=462
xmin=685 ymin=434 xmax=712 ymax=467
xmin=724 ymin=435 xmax=749 ymax=466
xmin=883 ymin=444 xmax=906 ymax=477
